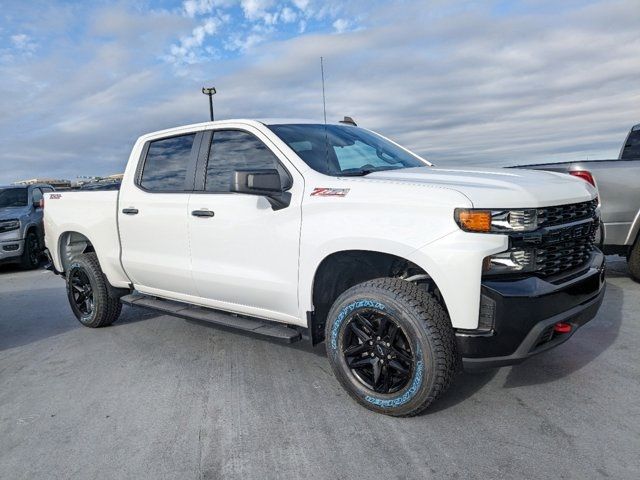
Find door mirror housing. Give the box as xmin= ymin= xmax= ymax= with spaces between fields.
xmin=33 ymin=199 xmax=44 ymax=209
xmin=231 ymin=169 xmax=291 ymax=210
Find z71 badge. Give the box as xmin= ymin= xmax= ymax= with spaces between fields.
xmin=310 ymin=188 xmax=350 ymax=197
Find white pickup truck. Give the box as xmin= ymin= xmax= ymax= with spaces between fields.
xmin=44 ymin=119 xmax=606 ymax=416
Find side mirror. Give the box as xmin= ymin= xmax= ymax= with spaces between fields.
xmin=231 ymin=169 xmax=292 ymax=210
xmin=34 ymin=199 xmax=44 ymax=209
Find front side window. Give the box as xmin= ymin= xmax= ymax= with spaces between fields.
xmin=268 ymin=124 xmax=428 ymax=176
xmin=140 ymin=134 xmax=196 ymax=191
xmin=0 ymin=188 xmax=28 ymax=207
xmin=205 ymin=130 xmax=282 ymax=192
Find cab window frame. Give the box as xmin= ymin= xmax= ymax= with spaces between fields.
xmin=135 ymin=131 xmax=204 ymax=193
xmin=193 ymin=128 xmax=293 ymax=194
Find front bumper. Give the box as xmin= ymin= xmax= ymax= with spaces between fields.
xmin=0 ymin=238 xmax=24 ymax=263
xmin=458 ymin=251 xmax=606 ymax=370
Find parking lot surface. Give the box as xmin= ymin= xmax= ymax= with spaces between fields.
xmin=1 ymin=258 xmax=638 ymax=479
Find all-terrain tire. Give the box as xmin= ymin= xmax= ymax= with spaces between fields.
xmin=20 ymin=231 xmax=40 ymax=270
xmin=66 ymin=252 xmax=122 ymax=327
xmin=629 ymin=237 xmax=640 ymax=282
xmin=325 ymin=277 xmax=459 ymax=416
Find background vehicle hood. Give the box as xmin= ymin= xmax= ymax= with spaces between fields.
xmin=366 ymin=166 xmax=597 ymax=208
xmin=0 ymin=206 xmax=29 ymax=221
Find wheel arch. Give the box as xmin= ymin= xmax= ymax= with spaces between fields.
xmin=306 ymin=249 xmax=449 ymax=344
xmin=57 ymin=231 xmax=96 ymax=272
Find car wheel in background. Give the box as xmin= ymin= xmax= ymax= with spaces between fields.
xmin=629 ymin=238 xmax=640 ymax=282
xmin=20 ymin=231 xmax=40 ymax=270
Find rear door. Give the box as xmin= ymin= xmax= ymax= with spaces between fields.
xmin=187 ymin=127 xmax=303 ymax=323
xmin=119 ymin=131 xmax=204 ymax=298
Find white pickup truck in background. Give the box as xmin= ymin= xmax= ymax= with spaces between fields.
xmin=44 ymin=119 xmax=605 ymax=416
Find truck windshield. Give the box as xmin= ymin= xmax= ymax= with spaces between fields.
xmin=0 ymin=188 xmax=28 ymax=207
xmin=268 ymin=124 xmax=428 ymax=176
xmin=621 ymin=129 xmax=640 ymax=159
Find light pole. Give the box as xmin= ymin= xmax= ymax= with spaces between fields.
xmin=202 ymin=87 xmax=216 ymax=121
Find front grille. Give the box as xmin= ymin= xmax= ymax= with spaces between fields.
xmin=534 ymin=233 xmax=596 ymax=277
xmin=513 ymin=199 xmax=599 ymax=278
xmin=538 ymin=198 xmax=598 ymax=227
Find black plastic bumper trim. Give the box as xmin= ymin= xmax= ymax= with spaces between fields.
xmin=458 ymin=251 xmax=606 ymax=370
xmin=461 ymin=284 xmax=605 ymax=370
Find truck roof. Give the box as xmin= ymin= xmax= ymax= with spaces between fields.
xmin=138 ymin=118 xmax=348 ymax=141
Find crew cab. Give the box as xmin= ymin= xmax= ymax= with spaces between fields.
xmin=43 ymin=119 xmax=605 ymax=416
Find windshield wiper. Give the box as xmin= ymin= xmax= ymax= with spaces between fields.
xmin=338 ymin=166 xmax=400 ymax=177
xmin=338 ymin=169 xmax=376 ymax=177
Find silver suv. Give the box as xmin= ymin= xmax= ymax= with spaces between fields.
xmin=0 ymin=183 xmax=54 ymax=269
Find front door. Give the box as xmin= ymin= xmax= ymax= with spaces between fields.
xmin=187 ymin=127 xmax=303 ymax=323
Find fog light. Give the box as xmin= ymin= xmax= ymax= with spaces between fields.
xmin=484 ymin=248 xmax=537 ymax=274
xmin=3 ymin=244 xmax=19 ymax=252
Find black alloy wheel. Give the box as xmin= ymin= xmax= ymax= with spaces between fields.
xmin=342 ymin=309 xmax=414 ymax=394
xmin=69 ymin=268 xmax=95 ymax=316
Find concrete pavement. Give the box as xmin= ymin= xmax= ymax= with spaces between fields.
xmin=0 ymin=258 xmax=638 ymax=479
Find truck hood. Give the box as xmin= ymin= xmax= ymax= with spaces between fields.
xmin=0 ymin=206 xmax=29 ymax=221
xmin=366 ymin=166 xmax=596 ymax=208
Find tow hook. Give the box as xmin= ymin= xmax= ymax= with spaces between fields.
xmin=553 ymin=322 xmax=572 ymax=334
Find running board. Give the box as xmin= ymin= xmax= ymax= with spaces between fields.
xmin=120 ymin=293 xmax=302 ymax=343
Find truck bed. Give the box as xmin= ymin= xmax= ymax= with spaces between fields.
xmin=43 ymin=190 xmax=130 ymax=288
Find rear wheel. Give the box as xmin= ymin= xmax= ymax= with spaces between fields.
xmin=66 ymin=252 xmax=122 ymax=327
xmin=325 ymin=278 xmax=459 ymax=416
xmin=20 ymin=231 xmax=40 ymax=270
xmin=629 ymin=238 xmax=640 ymax=282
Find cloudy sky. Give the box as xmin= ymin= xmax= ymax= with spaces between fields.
xmin=0 ymin=0 xmax=638 ymax=183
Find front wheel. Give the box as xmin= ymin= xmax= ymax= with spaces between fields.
xmin=325 ymin=278 xmax=459 ymax=416
xmin=66 ymin=252 xmax=122 ymax=327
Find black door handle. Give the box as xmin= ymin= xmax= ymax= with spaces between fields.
xmin=122 ymin=208 xmax=139 ymax=215
xmin=191 ymin=209 xmax=215 ymax=217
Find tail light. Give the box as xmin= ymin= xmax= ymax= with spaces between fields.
xmin=569 ymin=170 xmax=596 ymax=187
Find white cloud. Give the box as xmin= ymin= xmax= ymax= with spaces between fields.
xmin=240 ymin=0 xmax=273 ymax=21
xmin=168 ymin=16 xmax=226 ymax=65
xmin=332 ymin=18 xmax=349 ymax=33
xmin=10 ymin=33 xmax=37 ymax=53
xmin=292 ymin=0 xmax=310 ymax=12
xmin=280 ymin=7 xmax=297 ymax=23
xmin=182 ymin=0 xmax=234 ymax=18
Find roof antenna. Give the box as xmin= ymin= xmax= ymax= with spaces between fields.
xmin=320 ymin=57 xmax=331 ymax=174
xmin=320 ymin=57 xmax=327 ymax=125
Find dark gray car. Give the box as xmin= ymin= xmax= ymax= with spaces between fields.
xmin=515 ymin=124 xmax=640 ymax=280
xmin=0 ymin=183 xmax=54 ymax=269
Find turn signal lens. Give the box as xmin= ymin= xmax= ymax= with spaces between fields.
xmin=455 ymin=209 xmax=491 ymax=232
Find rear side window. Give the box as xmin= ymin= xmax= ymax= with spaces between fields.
xmin=621 ymin=129 xmax=640 ymax=159
xmin=140 ymin=134 xmax=196 ymax=191
xmin=205 ymin=130 xmax=282 ymax=192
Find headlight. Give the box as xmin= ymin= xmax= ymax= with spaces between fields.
xmin=454 ymin=208 xmax=538 ymax=233
xmin=0 ymin=219 xmax=20 ymax=233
